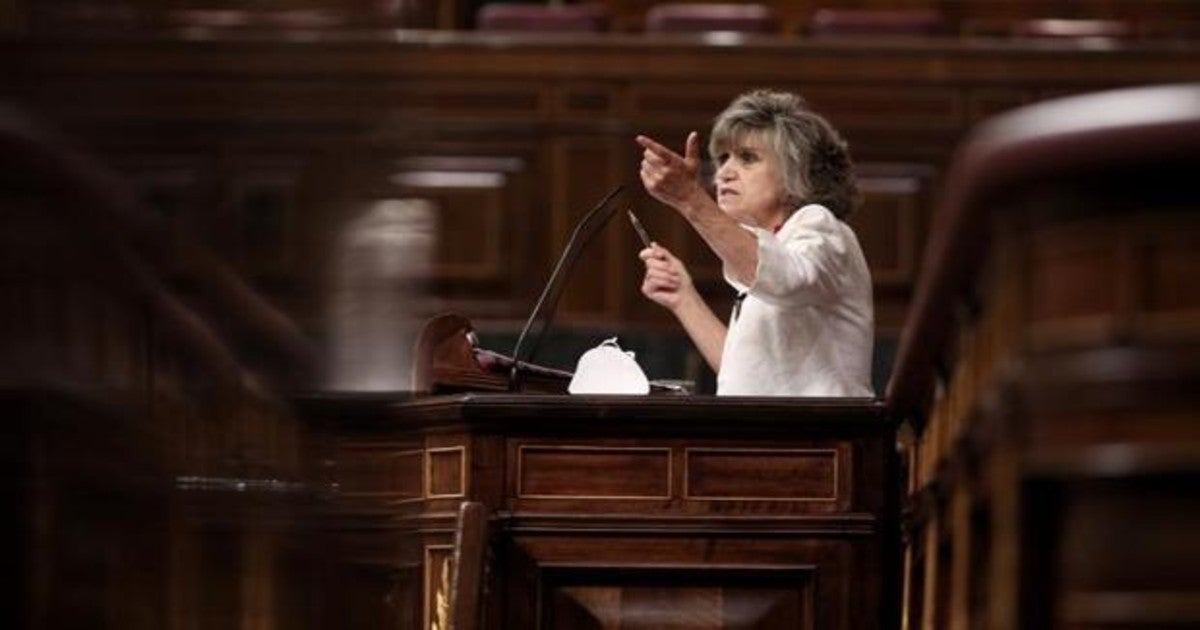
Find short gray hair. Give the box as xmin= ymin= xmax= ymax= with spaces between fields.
xmin=709 ymin=89 xmax=860 ymax=219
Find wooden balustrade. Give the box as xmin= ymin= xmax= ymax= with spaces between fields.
xmin=0 ymin=103 xmax=318 ymax=629
xmin=887 ymin=84 xmax=1200 ymax=629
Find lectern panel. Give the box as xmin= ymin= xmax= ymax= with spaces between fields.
xmin=517 ymin=445 xmax=672 ymax=499
xmin=543 ymin=565 xmax=816 ymax=630
xmin=684 ymin=447 xmax=839 ymax=502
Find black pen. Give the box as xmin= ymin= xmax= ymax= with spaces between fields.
xmin=627 ymin=210 xmax=653 ymax=248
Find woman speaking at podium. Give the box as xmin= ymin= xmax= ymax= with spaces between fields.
xmin=636 ymin=89 xmax=873 ymax=397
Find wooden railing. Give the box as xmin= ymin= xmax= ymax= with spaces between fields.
xmin=0 ymin=103 xmax=319 ymax=629
xmin=885 ymin=84 xmax=1200 ymax=629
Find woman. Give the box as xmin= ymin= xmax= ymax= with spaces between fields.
xmin=637 ymin=89 xmax=873 ymax=396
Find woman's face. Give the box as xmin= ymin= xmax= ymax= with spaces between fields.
xmin=713 ymin=132 xmax=792 ymax=229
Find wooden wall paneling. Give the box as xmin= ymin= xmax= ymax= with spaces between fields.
xmin=851 ymin=164 xmax=933 ymax=289
xmin=225 ymin=157 xmax=303 ymax=281
xmin=402 ymin=181 xmax=501 ymax=280
xmin=550 ymin=133 xmax=628 ymax=321
xmin=9 ymin=34 xmax=1200 ymax=334
xmin=395 ymin=79 xmax=547 ymax=124
xmin=393 ymin=157 xmax=515 ymax=288
xmin=622 ymin=82 xmax=732 ymax=322
xmin=552 ymin=81 xmax=624 ymax=125
xmin=1134 ymin=214 xmax=1200 ymax=341
xmin=851 ymin=162 xmax=937 ymax=333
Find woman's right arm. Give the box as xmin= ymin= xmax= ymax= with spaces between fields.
xmin=636 ymin=133 xmax=760 ymax=286
xmin=640 ymin=244 xmax=726 ymax=372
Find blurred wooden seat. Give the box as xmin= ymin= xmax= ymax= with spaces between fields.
xmin=644 ymin=3 xmax=778 ymax=34
xmin=449 ymin=501 xmax=488 ymax=630
xmin=806 ymin=8 xmax=946 ymax=37
xmin=475 ymin=2 xmax=608 ymax=32
xmin=1011 ymin=18 xmax=1134 ymax=39
xmin=428 ymin=501 xmax=489 ymax=630
xmin=890 ymin=83 xmax=1200 ymax=630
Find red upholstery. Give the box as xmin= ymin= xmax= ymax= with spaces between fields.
xmin=807 ymin=9 xmax=946 ymax=37
xmin=164 ymin=9 xmax=347 ymax=29
xmin=1011 ymin=18 xmax=1133 ymax=39
xmin=644 ymin=3 xmax=778 ymax=34
xmin=475 ymin=3 xmax=609 ymax=32
xmin=31 ymin=2 xmax=144 ymax=32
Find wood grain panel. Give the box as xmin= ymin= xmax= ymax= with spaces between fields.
xmin=684 ymin=448 xmax=838 ymax=501
xmin=424 ymin=545 xmax=454 ymax=630
xmin=541 ymin=564 xmax=816 ymax=630
xmin=1143 ymin=232 xmax=1200 ymax=340
xmin=517 ymin=445 xmax=671 ymax=499
xmin=850 ymin=163 xmax=935 ymax=287
xmin=335 ymin=445 xmax=423 ymax=499
xmin=394 ymin=81 xmax=544 ymax=120
xmin=632 ymin=85 xmax=752 ymax=125
xmin=551 ymin=136 xmax=628 ymax=320
xmin=426 ymin=446 xmax=466 ymax=498
xmin=394 ymin=171 xmax=507 ymax=281
xmin=804 ymin=87 xmax=964 ymax=130
xmin=1029 ymin=230 xmax=1121 ymax=322
xmin=8 ymin=33 xmax=1199 ymax=331
xmin=230 ymin=161 xmax=300 ymax=277
xmin=555 ymin=82 xmax=622 ymax=122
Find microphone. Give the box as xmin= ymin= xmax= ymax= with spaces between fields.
xmin=508 ymin=185 xmax=626 ymax=391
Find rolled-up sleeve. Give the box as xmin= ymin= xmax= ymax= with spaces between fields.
xmin=737 ymin=208 xmax=851 ymax=307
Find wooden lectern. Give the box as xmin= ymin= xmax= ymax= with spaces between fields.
xmin=299 ymin=391 xmax=898 ymax=629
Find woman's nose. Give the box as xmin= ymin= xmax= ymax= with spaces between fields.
xmin=715 ymin=161 xmax=735 ymax=182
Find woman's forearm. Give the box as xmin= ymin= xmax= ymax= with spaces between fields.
xmin=679 ymin=193 xmax=759 ymax=286
xmin=673 ymin=291 xmax=727 ymax=372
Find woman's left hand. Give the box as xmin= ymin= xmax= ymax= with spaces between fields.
xmin=639 ymin=243 xmax=697 ymax=313
xmin=637 ymin=132 xmax=706 ymax=213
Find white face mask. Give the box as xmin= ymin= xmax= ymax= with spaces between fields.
xmin=568 ymin=338 xmax=650 ymax=395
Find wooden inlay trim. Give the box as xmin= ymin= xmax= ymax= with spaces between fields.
xmin=423 ymin=544 xmax=454 ymax=630
xmin=517 ymin=445 xmax=672 ymax=500
xmin=683 ymin=447 xmax=839 ymax=501
xmin=425 ymin=446 xmax=467 ymax=499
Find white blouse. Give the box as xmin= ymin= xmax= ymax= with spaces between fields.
xmin=717 ymin=204 xmax=875 ymax=397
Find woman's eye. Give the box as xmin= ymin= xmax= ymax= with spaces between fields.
xmin=716 ymin=153 xmax=730 ymax=166
xmin=738 ymin=150 xmax=758 ymax=163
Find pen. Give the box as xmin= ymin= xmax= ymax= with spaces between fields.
xmin=627 ymin=210 xmax=653 ymax=248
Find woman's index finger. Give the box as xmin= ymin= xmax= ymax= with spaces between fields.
xmin=636 ymin=135 xmax=682 ymax=162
